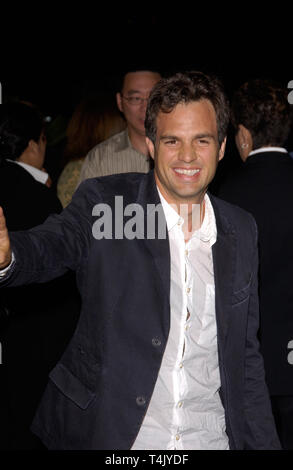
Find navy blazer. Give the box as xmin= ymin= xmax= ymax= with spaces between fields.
xmin=1 ymin=170 xmax=280 ymax=450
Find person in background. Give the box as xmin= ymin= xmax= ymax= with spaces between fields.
xmin=0 ymin=72 xmax=280 ymax=450
xmin=57 ymin=95 xmax=126 ymax=207
xmin=217 ymin=79 xmax=293 ymax=449
xmin=0 ymin=102 xmax=61 ymax=228
xmin=0 ymin=102 xmax=80 ymax=449
xmin=78 ymin=69 xmax=161 ymax=184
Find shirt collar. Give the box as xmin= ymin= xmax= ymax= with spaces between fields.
xmin=248 ymin=146 xmax=288 ymax=157
xmin=115 ymin=129 xmax=130 ymax=152
xmin=7 ymin=159 xmax=48 ymax=185
xmin=157 ymin=187 xmax=217 ymax=246
xmin=115 ymin=129 xmax=151 ymax=163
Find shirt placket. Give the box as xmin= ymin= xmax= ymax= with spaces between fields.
xmin=172 ymin=223 xmax=192 ymax=449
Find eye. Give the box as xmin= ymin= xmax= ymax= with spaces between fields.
xmin=198 ymin=139 xmax=210 ymax=146
xmin=127 ymin=96 xmax=141 ymax=104
xmin=165 ymin=139 xmax=177 ymax=145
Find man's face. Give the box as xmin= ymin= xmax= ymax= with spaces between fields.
xmin=117 ymin=71 xmax=161 ymax=137
xmin=146 ymin=99 xmax=226 ymax=208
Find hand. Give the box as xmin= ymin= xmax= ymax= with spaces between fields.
xmin=0 ymin=207 xmax=12 ymax=269
xmin=45 ymin=175 xmax=52 ymax=188
xmin=41 ymin=168 xmax=52 ymax=188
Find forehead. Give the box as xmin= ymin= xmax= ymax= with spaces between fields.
xmin=122 ymin=71 xmax=161 ymax=93
xmin=156 ymin=99 xmax=218 ymax=134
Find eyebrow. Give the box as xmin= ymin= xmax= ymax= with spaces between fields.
xmin=124 ymin=89 xmax=144 ymax=95
xmin=194 ymin=133 xmax=216 ymax=140
xmin=160 ymin=135 xmax=178 ymax=141
xmin=160 ymin=133 xmax=216 ymax=141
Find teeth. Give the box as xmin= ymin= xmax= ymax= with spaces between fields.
xmin=174 ymin=168 xmax=200 ymax=176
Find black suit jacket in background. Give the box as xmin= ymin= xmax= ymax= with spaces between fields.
xmin=0 ymin=159 xmax=80 ymax=450
xmin=0 ymin=170 xmax=281 ymax=450
xmin=0 ymin=159 xmax=62 ymax=230
xmin=217 ymin=151 xmax=293 ymax=396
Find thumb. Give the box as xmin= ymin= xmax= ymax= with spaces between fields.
xmin=0 ymin=206 xmax=12 ymax=269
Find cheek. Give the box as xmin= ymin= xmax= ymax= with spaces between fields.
xmin=200 ymin=147 xmax=219 ymax=164
xmin=156 ymin=149 xmax=174 ymax=170
xmin=128 ymin=107 xmax=139 ymax=117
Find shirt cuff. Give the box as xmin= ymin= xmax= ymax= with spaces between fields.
xmin=0 ymin=252 xmax=15 ymax=278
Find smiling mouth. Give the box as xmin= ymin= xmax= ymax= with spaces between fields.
xmin=174 ymin=168 xmax=200 ymax=176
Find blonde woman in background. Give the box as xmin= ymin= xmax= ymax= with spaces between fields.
xmin=57 ymin=95 xmax=126 ymax=207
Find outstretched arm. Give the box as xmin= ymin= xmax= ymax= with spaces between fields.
xmin=0 ymin=178 xmax=98 ymax=287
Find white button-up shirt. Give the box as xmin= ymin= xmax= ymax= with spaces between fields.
xmin=132 ymin=191 xmax=229 ymax=450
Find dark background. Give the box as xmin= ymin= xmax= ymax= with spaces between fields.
xmin=0 ymin=7 xmax=292 ymax=456
xmin=1 ymin=9 xmax=292 ymax=115
xmin=1 ymin=9 xmax=292 ymax=184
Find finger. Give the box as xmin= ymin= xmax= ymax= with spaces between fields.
xmin=0 ymin=206 xmax=7 ymax=230
xmin=0 ymin=209 xmax=9 ymax=242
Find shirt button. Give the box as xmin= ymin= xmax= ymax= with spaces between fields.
xmin=178 ymin=401 xmax=183 ymax=408
xmin=185 ymin=249 xmax=188 ymax=256
xmin=78 ymin=345 xmax=85 ymax=355
xmin=152 ymin=337 xmax=161 ymax=347
xmin=186 ymin=287 xmax=191 ymax=294
xmin=179 ymin=362 xmax=183 ymax=369
xmin=175 ymin=434 xmax=180 ymax=441
xmin=136 ymin=396 xmax=146 ymax=406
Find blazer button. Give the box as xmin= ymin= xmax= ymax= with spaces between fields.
xmin=136 ymin=396 xmax=146 ymax=406
xmin=78 ymin=345 xmax=85 ymax=355
xmin=152 ymin=337 xmax=161 ymax=347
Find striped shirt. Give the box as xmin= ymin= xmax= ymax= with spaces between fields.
xmin=78 ymin=129 xmax=150 ymax=184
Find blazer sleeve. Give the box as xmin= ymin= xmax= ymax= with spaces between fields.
xmin=243 ymin=220 xmax=281 ymax=449
xmin=0 ymin=179 xmax=99 ymax=288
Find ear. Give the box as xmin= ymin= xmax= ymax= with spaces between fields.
xmin=28 ymin=139 xmax=38 ymax=153
xmin=116 ymin=92 xmax=123 ymax=113
xmin=146 ymin=137 xmax=155 ymax=160
xmin=238 ymin=124 xmax=251 ymax=145
xmin=218 ymin=137 xmax=227 ymax=161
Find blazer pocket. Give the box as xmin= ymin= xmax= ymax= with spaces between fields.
xmin=231 ymin=279 xmax=251 ymax=306
xmin=49 ymin=363 xmax=96 ymax=410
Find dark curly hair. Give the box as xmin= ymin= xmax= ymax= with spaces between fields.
xmin=231 ymin=79 xmax=292 ymax=148
xmin=145 ymin=71 xmax=230 ymax=146
xmin=0 ymin=102 xmax=44 ymax=163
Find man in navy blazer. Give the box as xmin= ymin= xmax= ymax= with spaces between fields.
xmin=0 ymin=72 xmax=281 ymax=450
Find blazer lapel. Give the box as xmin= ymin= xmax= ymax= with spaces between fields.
xmin=210 ymin=195 xmax=237 ymax=353
xmin=135 ymin=179 xmax=237 ymax=351
xmin=136 ymin=171 xmax=171 ymax=303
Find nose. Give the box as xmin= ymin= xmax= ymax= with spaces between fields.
xmin=178 ymin=142 xmax=198 ymax=163
xmin=140 ymin=97 xmax=148 ymax=111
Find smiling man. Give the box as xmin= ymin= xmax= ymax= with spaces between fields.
xmin=0 ymin=72 xmax=281 ymax=450
xmin=146 ymin=97 xmax=226 ymax=239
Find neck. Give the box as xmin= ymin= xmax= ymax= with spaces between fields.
xmin=128 ymin=127 xmax=149 ymax=156
xmin=182 ymin=199 xmax=205 ymax=242
xmin=17 ymin=151 xmax=42 ymax=170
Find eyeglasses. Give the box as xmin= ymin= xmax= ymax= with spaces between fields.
xmin=121 ymin=94 xmax=149 ymax=106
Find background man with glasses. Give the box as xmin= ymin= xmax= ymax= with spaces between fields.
xmin=78 ymin=70 xmax=161 ymax=183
